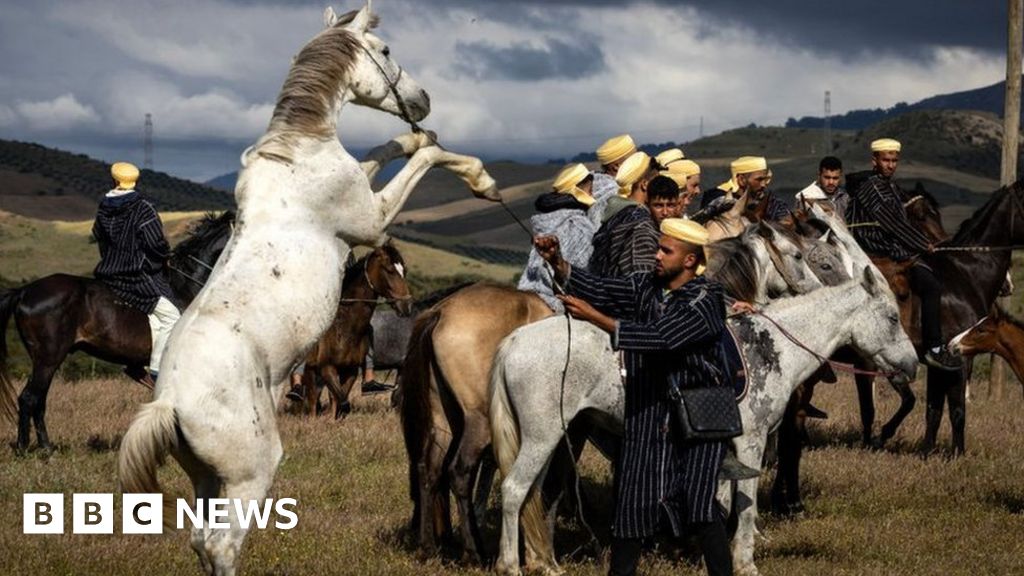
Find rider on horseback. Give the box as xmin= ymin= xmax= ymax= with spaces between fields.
xmin=92 ymin=162 xmax=180 ymax=384
xmin=845 ymin=138 xmax=960 ymax=371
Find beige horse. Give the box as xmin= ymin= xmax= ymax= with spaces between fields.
xmin=400 ymin=283 xmax=554 ymax=565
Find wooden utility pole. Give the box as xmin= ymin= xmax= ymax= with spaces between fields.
xmin=991 ymin=0 xmax=1023 ymax=399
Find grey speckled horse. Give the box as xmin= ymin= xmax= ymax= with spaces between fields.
xmin=488 ymin=269 xmax=918 ymax=576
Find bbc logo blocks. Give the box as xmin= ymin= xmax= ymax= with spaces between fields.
xmin=24 ymin=494 xmax=163 ymax=534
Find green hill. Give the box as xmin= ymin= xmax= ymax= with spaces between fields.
xmin=0 ymin=139 xmax=233 ymax=221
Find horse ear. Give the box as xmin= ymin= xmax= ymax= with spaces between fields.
xmin=861 ymin=266 xmax=879 ymax=296
xmin=323 ymin=6 xmax=338 ymax=27
xmin=349 ymin=1 xmax=373 ymax=33
xmin=755 ymin=221 xmax=775 ymax=240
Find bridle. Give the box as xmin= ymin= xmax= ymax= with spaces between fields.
xmin=338 ymin=258 xmax=413 ymax=305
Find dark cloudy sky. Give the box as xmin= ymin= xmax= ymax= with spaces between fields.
xmin=0 ymin=0 xmax=1010 ymax=181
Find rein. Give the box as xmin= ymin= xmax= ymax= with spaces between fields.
xmin=750 ymin=310 xmax=903 ymax=380
xmin=363 ymin=41 xmax=598 ymax=556
xmin=360 ymin=45 xmax=535 ymax=237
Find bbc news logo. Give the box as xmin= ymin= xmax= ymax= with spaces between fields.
xmin=23 ymin=494 xmax=298 ymax=534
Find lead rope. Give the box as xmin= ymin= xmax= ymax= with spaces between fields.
xmin=752 ymin=310 xmax=903 ymax=379
xmin=362 ymin=43 xmax=600 ymax=554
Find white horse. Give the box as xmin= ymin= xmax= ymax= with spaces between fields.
xmin=118 ymin=4 xmax=497 ymax=575
xmin=489 ymin=270 xmax=918 ymax=576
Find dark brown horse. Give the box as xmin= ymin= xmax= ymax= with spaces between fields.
xmin=0 ymin=211 xmax=234 ymax=453
xmin=299 ymin=243 xmax=413 ymax=419
xmin=771 ymin=181 xmax=1024 ymax=515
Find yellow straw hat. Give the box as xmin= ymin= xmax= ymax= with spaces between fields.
xmin=676 ymin=159 xmax=700 ymax=176
xmin=615 ymin=152 xmax=652 ymax=197
xmin=870 ymin=138 xmax=901 ymax=152
xmin=661 ymin=218 xmax=710 ymax=275
xmin=731 ymin=156 xmax=767 ymax=176
xmin=111 ymin=162 xmax=140 ymax=190
xmin=596 ymin=134 xmax=636 ymax=165
xmin=552 ymin=163 xmax=595 ymax=206
xmin=655 ymin=148 xmax=685 ymax=168
xmin=660 ymin=159 xmax=701 ymax=187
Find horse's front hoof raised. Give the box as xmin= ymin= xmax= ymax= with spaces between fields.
xmin=470 ymin=173 xmax=500 ymax=201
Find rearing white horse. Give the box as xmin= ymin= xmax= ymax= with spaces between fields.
xmin=118 ymin=4 xmax=497 ymax=575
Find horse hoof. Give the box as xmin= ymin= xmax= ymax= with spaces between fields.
xmin=471 ymin=174 xmax=500 ymax=201
xmin=494 ymin=559 xmax=522 ymax=576
xmin=736 ymin=564 xmax=761 ymax=576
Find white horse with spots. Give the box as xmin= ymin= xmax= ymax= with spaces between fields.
xmin=118 ymin=4 xmax=497 ymax=575
xmin=488 ymin=268 xmax=918 ymax=576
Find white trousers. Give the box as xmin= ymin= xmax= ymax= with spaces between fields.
xmin=147 ymin=296 xmax=181 ymax=372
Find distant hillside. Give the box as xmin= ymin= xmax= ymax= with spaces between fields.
xmin=0 ymin=139 xmax=234 ymax=221
xmin=786 ymin=77 xmax=1016 ymax=130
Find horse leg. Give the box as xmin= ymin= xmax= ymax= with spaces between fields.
xmin=331 ymin=369 xmax=358 ymax=420
xmin=205 ymin=475 xmax=276 ymax=576
xmin=922 ymin=370 xmax=945 ymax=454
xmin=946 ymin=372 xmax=967 ymax=457
xmin=771 ymin=397 xmax=803 ymax=516
xmin=854 ymin=373 xmax=876 ymax=447
xmin=179 ymin=447 xmax=222 ymax=576
xmin=368 ymin=145 xmax=497 ymax=239
xmin=732 ymin=430 xmax=769 ymax=576
xmin=496 ymin=432 xmax=564 ymax=576
xmin=319 ymin=365 xmax=346 ymax=420
xmin=876 ymin=375 xmax=917 ymax=448
xmin=17 ymin=360 xmax=62 ymax=453
xmin=474 ymin=450 xmax=497 ymax=522
xmin=301 ymin=369 xmax=318 ymax=417
xmin=450 ymin=413 xmax=490 ymax=563
xmin=417 ymin=424 xmax=452 ymax=556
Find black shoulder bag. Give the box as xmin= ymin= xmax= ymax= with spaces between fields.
xmin=666 ymin=334 xmax=743 ymax=441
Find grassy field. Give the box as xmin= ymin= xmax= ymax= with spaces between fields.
xmin=0 ymin=368 xmax=1023 ymax=575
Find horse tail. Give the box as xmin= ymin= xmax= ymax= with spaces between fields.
xmin=399 ymin=308 xmax=443 ymax=522
xmin=0 ymin=288 xmax=23 ymax=424
xmin=489 ymin=338 xmax=553 ymax=565
xmin=118 ymin=400 xmax=179 ymax=528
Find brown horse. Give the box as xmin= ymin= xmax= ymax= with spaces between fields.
xmin=0 ymin=211 xmax=234 ymax=453
xmin=299 ymin=243 xmax=413 ymax=419
xmin=952 ymin=304 xmax=1024 ymax=385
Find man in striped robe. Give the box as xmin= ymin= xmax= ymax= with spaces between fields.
xmin=589 ymin=151 xmax=661 ymax=277
xmin=845 ymin=138 xmax=959 ymax=371
xmin=536 ymin=218 xmax=733 ymax=576
xmin=92 ymin=162 xmax=180 ymax=383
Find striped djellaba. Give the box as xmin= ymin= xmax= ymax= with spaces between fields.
xmin=91 ymin=192 xmax=174 ymax=314
xmin=566 ymin=266 xmax=729 ymax=538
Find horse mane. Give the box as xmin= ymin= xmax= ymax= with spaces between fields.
xmin=707 ymin=234 xmax=758 ymax=303
xmin=171 ymin=211 xmax=235 ymax=260
xmin=951 ymin=181 xmax=1022 ymax=245
xmin=254 ymin=24 xmax=363 ymax=164
xmin=912 ymin=182 xmax=940 ymax=211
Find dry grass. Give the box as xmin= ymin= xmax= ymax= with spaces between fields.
xmin=1 ymin=371 xmax=1023 ymax=575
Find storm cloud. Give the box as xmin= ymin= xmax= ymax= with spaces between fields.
xmin=0 ymin=0 xmax=1009 ymax=181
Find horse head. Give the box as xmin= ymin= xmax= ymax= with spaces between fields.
xmin=846 ymin=267 xmax=918 ymax=384
xmin=779 ymin=212 xmax=851 ymax=286
xmin=904 ymin=183 xmax=946 ymax=243
xmin=325 ymin=3 xmax=431 ymax=123
xmin=167 ymin=211 xmax=235 ymax=306
xmin=365 ymin=240 xmax=413 ymax=316
xmin=748 ymin=222 xmax=822 ymax=300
